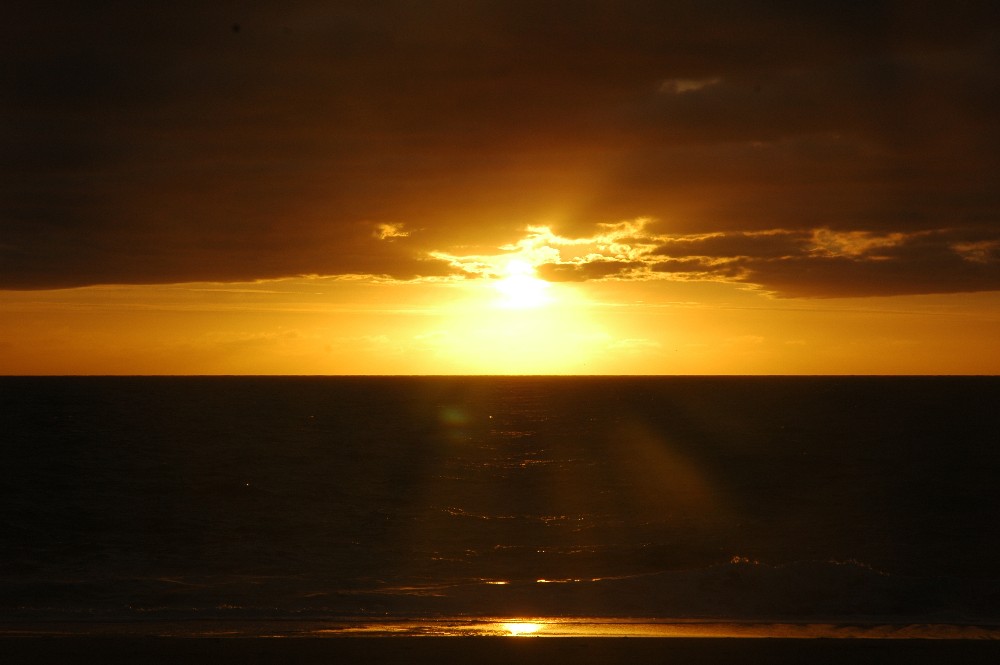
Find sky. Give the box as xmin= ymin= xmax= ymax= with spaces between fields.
xmin=2 ymin=1 xmax=999 ymax=374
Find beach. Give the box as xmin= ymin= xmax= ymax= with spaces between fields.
xmin=3 ymin=619 xmax=999 ymax=664
xmin=2 ymin=636 xmax=1000 ymax=665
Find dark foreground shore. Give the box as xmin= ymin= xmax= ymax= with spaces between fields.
xmin=3 ymin=637 xmax=1000 ymax=665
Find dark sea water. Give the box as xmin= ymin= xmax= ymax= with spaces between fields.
xmin=1 ymin=376 xmax=998 ymax=636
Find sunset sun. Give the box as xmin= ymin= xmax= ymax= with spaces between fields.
xmin=494 ymin=259 xmax=551 ymax=308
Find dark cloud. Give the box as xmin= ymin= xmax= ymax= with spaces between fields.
xmin=537 ymin=259 xmax=645 ymax=282
xmin=733 ymin=242 xmax=1000 ymax=298
xmin=651 ymin=231 xmax=813 ymax=259
xmin=648 ymin=227 xmax=1000 ymax=297
xmin=3 ymin=2 xmax=1000 ymax=295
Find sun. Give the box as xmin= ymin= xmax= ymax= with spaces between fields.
xmin=501 ymin=621 xmax=543 ymax=636
xmin=427 ymin=260 xmax=610 ymax=373
xmin=494 ymin=259 xmax=551 ymax=308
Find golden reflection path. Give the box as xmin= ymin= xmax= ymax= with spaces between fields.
xmin=303 ymin=619 xmax=1000 ymax=640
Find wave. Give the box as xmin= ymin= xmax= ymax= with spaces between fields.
xmin=3 ymin=558 xmax=997 ymax=627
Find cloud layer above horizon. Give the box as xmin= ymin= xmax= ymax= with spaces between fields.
xmin=3 ymin=1 xmax=999 ymax=296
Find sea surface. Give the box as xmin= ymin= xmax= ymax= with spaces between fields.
xmin=1 ymin=376 xmax=998 ymax=637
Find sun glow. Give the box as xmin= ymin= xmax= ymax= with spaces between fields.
xmin=435 ymin=279 xmax=607 ymax=373
xmin=494 ymin=259 xmax=551 ymax=308
xmin=501 ymin=621 xmax=543 ymax=636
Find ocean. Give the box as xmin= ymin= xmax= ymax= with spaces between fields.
xmin=1 ymin=376 xmax=998 ymax=638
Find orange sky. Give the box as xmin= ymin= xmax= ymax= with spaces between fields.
xmin=2 ymin=274 xmax=997 ymax=374
xmin=2 ymin=3 xmax=999 ymax=374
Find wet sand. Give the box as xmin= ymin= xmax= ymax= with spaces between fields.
xmin=2 ymin=637 xmax=1000 ymax=665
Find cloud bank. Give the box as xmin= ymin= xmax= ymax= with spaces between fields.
xmin=435 ymin=220 xmax=1000 ymax=298
xmin=3 ymin=1 xmax=999 ymax=296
